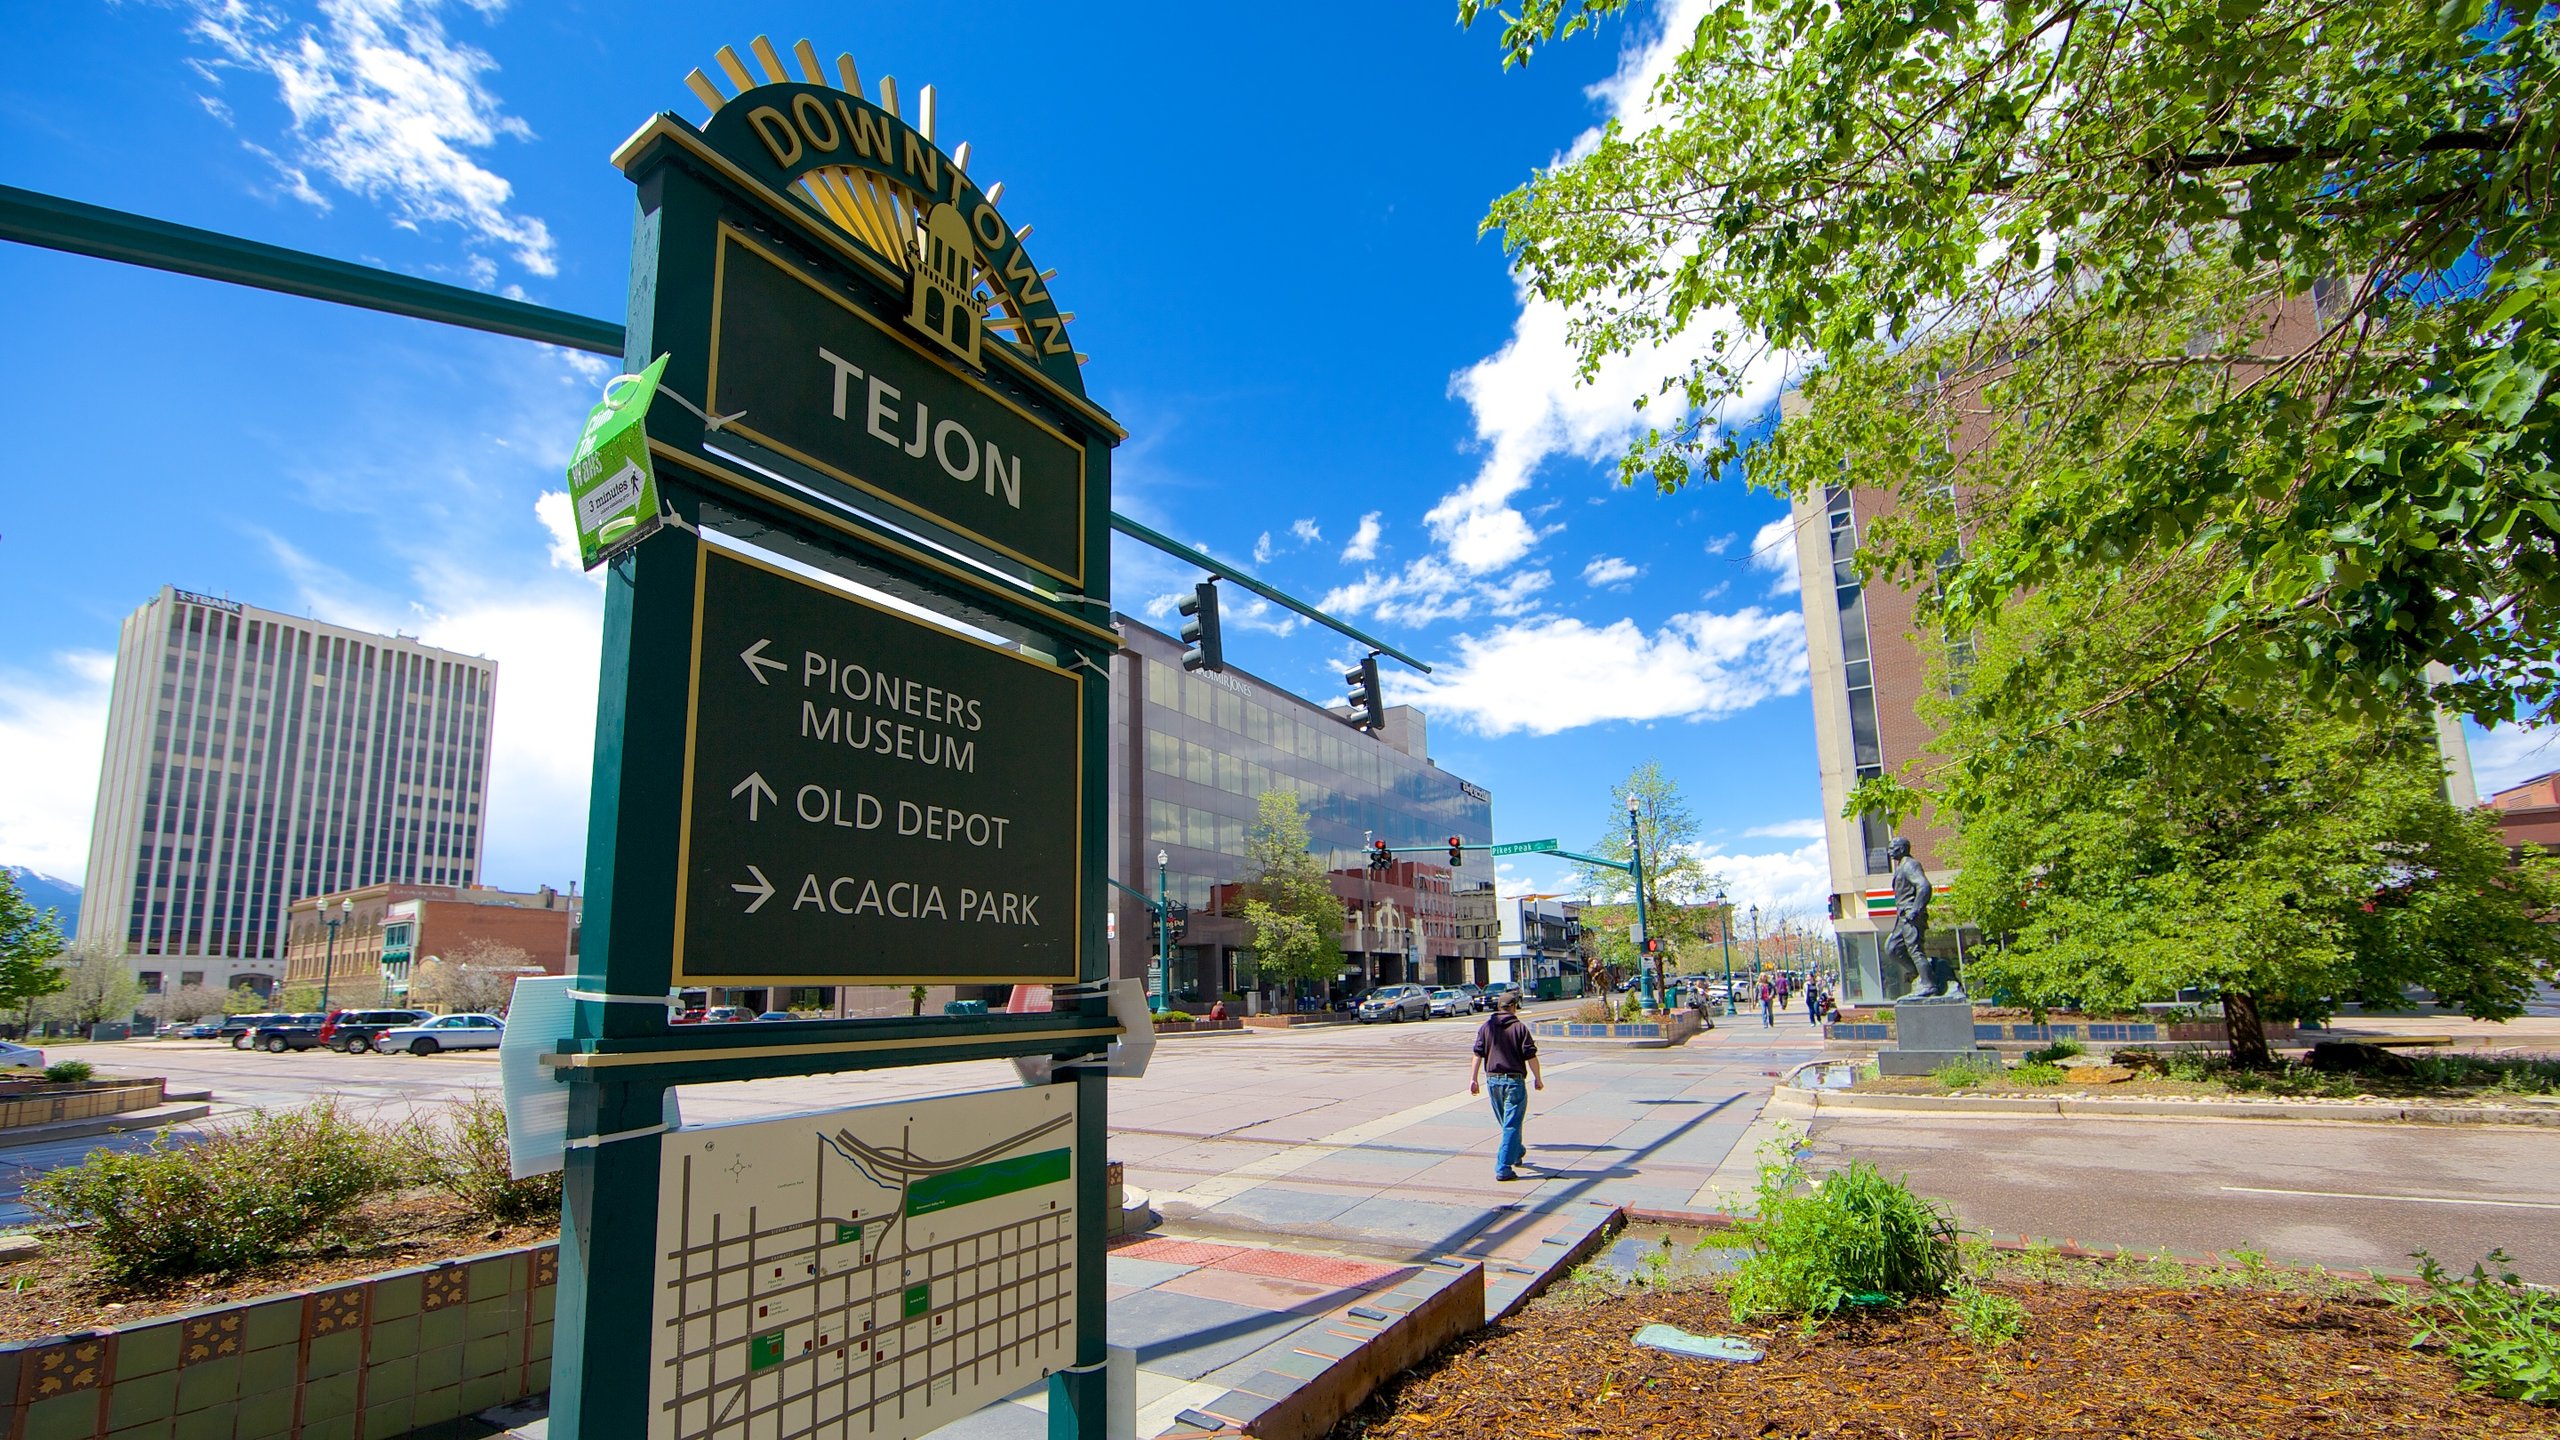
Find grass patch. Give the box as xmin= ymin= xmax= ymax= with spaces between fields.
xmin=1946 ymin=1282 xmax=2028 ymax=1347
xmin=2022 ymin=1039 xmax=2085 ymax=1065
xmin=42 ymin=1061 xmax=93 ymax=1084
xmin=1932 ymin=1060 xmax=1988 ymax=1089
xmin=2397 ymin=1250 xmax=2560 ymax=1404
xmin=2011 ymin=1060 xmax=2068 ymax=1087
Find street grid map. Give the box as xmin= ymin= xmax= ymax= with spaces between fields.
xmin=647 ymin=1086 xmax=1080 ymax=1440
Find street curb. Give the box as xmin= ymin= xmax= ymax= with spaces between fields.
xmin=0 ymin=1102 xmax=212 ymax=1151
xmin=1799 ymin=1088 xmax=2560 ymax=1126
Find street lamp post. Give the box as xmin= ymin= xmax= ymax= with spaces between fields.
xmin=318 ymin=896 xmax=352 ymax=1012
xmin=1715 ymin=891 xmax=1736 ymax=1016
xmin=1627 ymin=795 xmax=1659 ymax=1013
xmin=1155 ymin=849 xmax=1171 ymax=1014
xmin=1750 ymin=904 xmax=1765 ymax=1010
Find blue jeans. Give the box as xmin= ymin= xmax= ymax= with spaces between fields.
xmin=1486 ymin=1074 xmax=1528 ymax=1175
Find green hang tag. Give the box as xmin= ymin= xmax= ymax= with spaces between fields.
xmin=565 ymin=354 xmax=669 ymax=569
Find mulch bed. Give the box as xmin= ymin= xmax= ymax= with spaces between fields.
xmin=1853 ymin=1072 xmax=2560 ymax=1105
xmin=1329 ymin=1280 xmax=2560 ymax=1439
xmin=0 ymin=1190 xmax=556 ymax=1343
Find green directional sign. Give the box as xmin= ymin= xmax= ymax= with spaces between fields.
xmin=706 ymin=228 xmax=1088 ymax=587
xmin=1488 ymin=839 xmax=1560 ymax=857
xmin=673 ymin=544 xmax=1082 ymax=985
xmin=563 ymin=354 xmax=668 ymax=569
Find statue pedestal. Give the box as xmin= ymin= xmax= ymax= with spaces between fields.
xmin=1877 ymin=994 xmax=1997 ymax=1076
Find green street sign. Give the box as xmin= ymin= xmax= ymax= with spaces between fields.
xmin=706 ymin=229 xmax=1088 ymax=586
xmin=1488 ymin=839 xmax=1560 ymax=857
xmin=564 ymin=354 xmax=667 ymax=568
xmin=673 ymin=544 xmax=1083 ymax=986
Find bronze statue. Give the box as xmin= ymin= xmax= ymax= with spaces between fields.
xmin=1883 ymin=837 xmax=1959 ymax=999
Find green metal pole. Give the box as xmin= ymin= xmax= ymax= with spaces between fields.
xmin=1721 ymin=904 xmax=1735 ymax=1016
xmin=1627 ymin=800 xmax=1657 ymax=1013
xmin=1156 ymin=854 xmax=1170 ymax=1013
xmin=320 ymin=916 xmax=337 ymax=1013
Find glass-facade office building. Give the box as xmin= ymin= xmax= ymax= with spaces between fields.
xmin=1111 ymin=617 xmax=1495 ymax=1006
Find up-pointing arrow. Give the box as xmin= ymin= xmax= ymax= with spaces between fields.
xmin=730 ymin=771 xmax=777 ymax=820
xmin=732 ymin=865 xmax=776 ymax=914
xmin=739 ymin=638 xmax=787 ymax=685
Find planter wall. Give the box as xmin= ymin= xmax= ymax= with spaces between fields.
xmin=1529 ymin=1011 xmax=1704 ymax=1047
xmin=0 ymin=1081 xmax=166 ymax=1132
xmin=0 ymin=1241 xmax=556 ymax=1440
xmin=1243 ymin=1015 xmax=1349 ymax=1029
xmin=1822 ymin=1016 xmax=2306 ymax=1046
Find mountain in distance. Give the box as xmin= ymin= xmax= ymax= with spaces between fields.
xmin=4 ymin=867 xmax=80 ymax=933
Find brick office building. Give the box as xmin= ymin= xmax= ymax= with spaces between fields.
xmin=281 ymin=882 xmax=578 ymax=1006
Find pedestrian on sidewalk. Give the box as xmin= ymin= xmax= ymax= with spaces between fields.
xmin=1469 ymin=991 xmax=1543 ymax=1182
xmin=1805 ymin=981 xmax=1823 ymax=1026
xmin=1759 ymin=978 xmax=1775 ymax=1028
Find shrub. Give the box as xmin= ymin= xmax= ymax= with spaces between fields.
xmin=24 ymin=1100 xmax=394 ymax=1282
xmin=2012 ymin=1061 xmax=2068 ymax=1087
xmin=1947 ymin=1282 xmax=2029 ymax=1347
xmin=43 ymin=1060 xmax=93 ymax=1084
xmin=2399 ymin=1250 xmax=2560 ymax=1405
xmin=1151 ymin=1010 xmax=1194 ymax=1024
xmin=393 ymin=1093 xmax=560 ymax=1225
xmin=1933 ymin=1061 xmax=1987 ymax=1089
xmin=1721 ymin=1153 xmax=1961 ymax=1330
xmin=2022 ymin=1039 xmax=2084 ymax=1065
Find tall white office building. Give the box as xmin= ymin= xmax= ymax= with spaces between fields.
xmin=77 ymin=587 xmax=498 ymax=996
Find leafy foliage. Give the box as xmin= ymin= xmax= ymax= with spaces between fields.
xmin=392 ymin=1092 xmax=560 ymax=1226
xmin=1947 ymin=1282 xmax=2031 ymax=1348
xmin=0 ymin=871 xmax=67 ymax=1023
xmin=1720 ymin=1150 xmax=1962 ymax=1329
xmin=1932 ymin=1061 xmax=1987 ymax=1089
xmin=1235 ymin=789 xmax=1348 ymax=1009
xmin=35 ymin=944 xmax=140 ymax=1029
xmin=2023 ymin=1039 xmax=2086 ymax=1065
xmin=43 ymin=1061 xmax=92 ymax=1084
xmin=24 ymin=1100 xmax=397 ymax=1281
xmin=1466 ymin=0 xmax=2560 ymax=727
xmin=2400 ymin=1250 xmax=2560 ymax=1405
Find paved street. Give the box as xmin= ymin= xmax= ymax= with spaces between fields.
xmin=1806 ymin=1111 xmax=2560 ymax=1282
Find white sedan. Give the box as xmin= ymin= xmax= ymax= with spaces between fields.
xmin=379 ymin=1013 xmax=505 ymax=1056
xmin=1427 ymin=988 xmax=1468 ymax=1018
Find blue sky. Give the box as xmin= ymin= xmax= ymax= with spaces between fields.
xmin=1 ymin=1 xmax=2536 ymax=921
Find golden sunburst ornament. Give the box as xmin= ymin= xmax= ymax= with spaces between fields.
xmin=679 ymin=36 xmax=1082 ymax=372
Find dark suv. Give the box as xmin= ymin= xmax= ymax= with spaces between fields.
xmin=243 ymin=1013 xmax=330 ymax=1052
xmin=222 ymin=1013 xmax=288 ymax=1049
xmin=323 ymin=1010 xmax=432 ymax=1054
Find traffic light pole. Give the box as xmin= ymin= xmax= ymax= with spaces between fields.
xmin=1627 ymin=800 xmax=1658 ymax=1014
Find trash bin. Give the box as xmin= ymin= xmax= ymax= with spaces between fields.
xmin=89 ymin=1021 xmax=132 ymax=1042
xmin=941 ymin=999 xmax=989 ymax=1017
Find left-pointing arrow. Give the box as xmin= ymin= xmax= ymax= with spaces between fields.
xmin=740 ymin=637 xmax=787 ymax=684
xmin=732 ymin=865 xmax=775 ymax=914
xmin=730 ymin=771 xmax=777 ymax=820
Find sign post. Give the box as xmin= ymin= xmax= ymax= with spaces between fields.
xmin=549 ymin=37 xmax=1124 ymax=1440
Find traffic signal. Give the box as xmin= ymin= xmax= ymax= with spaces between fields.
xmin=1368 ymin=839 xmax=1391 ymax=874
xmin=1448 ymin=836 xmax=1464 ymax=867
xmin=1344 ymin=654 xmax=1383 ymax=731
xmin=1179 ymin=581 xmax=1223 ymax=672
xmin=1164 ymin=900 xmax=1190 ymax=944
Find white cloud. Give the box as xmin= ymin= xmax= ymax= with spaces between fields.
xmin=1582 ymin=555 xmax=1642 ymax=588
xmin=1750 ymin=515 xmax=1801 ymax=596
xmin=183 ymin=0 xmax=558 ymax=280
xmin=1290 ymin=518 xmax=1322 ymax=545
xmin=1745 ymin=818 xmax=1826 ymax=840
xmin=2468 ymin=722 xmax=2560 ymax=797
xmin=1705 ymin=533 xmax=1736 ymax=556
xmin=0 ymin=652 xmax=117 ymax=882
xmin=1692 ymin=837 xmax=1832 ymax=918
xmin=1339 ymin=512 xmax=1383 ymax=563
xmin=1390 ymin=608 xmax=1807 ymax=737
xmin=1252 ymin=531 xmax=1275 ymax=565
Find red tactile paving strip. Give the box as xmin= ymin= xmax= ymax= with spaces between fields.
xmin=1111 ymin=1238 xmax=1253 ymax=1266
xmin=1213 ymin=1249 xmax=1405 ymax=1288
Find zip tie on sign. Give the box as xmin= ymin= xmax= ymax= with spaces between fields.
xmin=1064 ymin=653 xmax=1111 ymax=679
xmin=564 ymin=1121 xmax=673 ymax=1151
xmin=568 ymin=988 xmax=684 ymax=1010
xmin=604 ymin=370 xmax=746 ymax=434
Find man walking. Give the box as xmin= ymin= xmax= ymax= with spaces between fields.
xmin=1469 ymin=991 xmax=1543 ymax=1182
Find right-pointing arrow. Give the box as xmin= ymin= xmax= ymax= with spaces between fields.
xmin=732 ymin=865 xmax=775 ymax=914
xmin=730 ymin=771 xmax=777 ymax=820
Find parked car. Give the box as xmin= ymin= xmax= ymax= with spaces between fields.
xmin=222 ymin=1013 xmax=287 ymax=1048
xmin=178 ymin=1020 xmax=225 ymax=1039
xmin=1455 ymin=984 xmax=1488 ymax=1012
xmin=701 ymin=1007 xmax=754 ymax=1023
xmin=754 ymin=1011 xmax=800 ymax=1022
xmin=244 ymin=1014 xmax=329 ymax=1052
xmin=1426 ymin=988 xmax=1467 ymax=1018
xmin=378 ymin=1013 xmax=505 ymax=1055
xmin=1355 ymin=985 xmax=1431 ymax=1024
xmin=0 ymin=1041 xmax=43 ymax=1069
xmin=1484 ymin=981 xmax=1515 ymax=1006
xmin=322 ymin=1009 xmax=432 ymax=1053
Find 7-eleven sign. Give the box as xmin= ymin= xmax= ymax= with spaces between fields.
xmin=1866 ymin=876 xmax=1953 ymax=918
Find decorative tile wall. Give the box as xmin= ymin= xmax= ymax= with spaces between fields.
xmin=0 ymin=1240 xmax=554 ymax=1440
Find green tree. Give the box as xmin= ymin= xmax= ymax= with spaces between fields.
xmin=0 ymin=870 xmax=68 ymax=1026
xmin=1575 ymin=761 xmax=1722 ymax=981
xmin=1464 ymin=0 xmax=2560 ymax=729
xmin=1235 ymin=789 xmax=1348 ymax=1013
xmin=39 ymin=943 xmax=142 ymax=1030
xmin=1886 ymin=572 xmax=2560 ymax=1064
